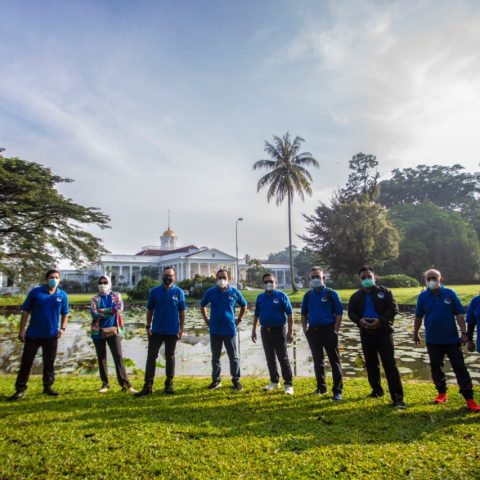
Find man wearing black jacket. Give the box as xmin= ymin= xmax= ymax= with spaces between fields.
xmin=348 ymin=266 xmax=405 ymax=408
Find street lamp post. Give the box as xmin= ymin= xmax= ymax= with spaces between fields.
xmin=235 ymin=217 xmax=243 ymax=290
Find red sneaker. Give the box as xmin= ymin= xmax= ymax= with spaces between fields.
xmin=466 ymin=399 xmax=480 ymax=412
xmin=434 ymin=393 xmax=448 ymax=404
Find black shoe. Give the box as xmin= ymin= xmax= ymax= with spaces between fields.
xmin=43 ymin=387 xmax=59 ymax=397
xmin=313 ymin=388 xmax=328 ymax=395
xmin=394 ymin=400 xmax=407 ymax=409
xmin=366 ymin=391 xmax=384 ymax=398
xmin=232 ymin=382 xmax=243 ymax=391
xmin=208 ymin=381 xmax=221 ymax=390
xmin=134 ymin=388 xmax=153 ymax=397
xmin=7 ymin=391 xmax=26 ymax=402
xmin=164 ymin=384 xmax=175 ymax=395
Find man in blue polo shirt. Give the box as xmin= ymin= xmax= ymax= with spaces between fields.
xmin=135 ymin=266 xmax=186 ymax=396
xmin=200 ymin=269 xmax=247 ymax=391
xmin=414 ymin=268 xmax=480 ymax=412
xmin=466 ymin=293 xmax=480 ymax=354
xmin=252 ymin=273 xmax=294 ymax=394
xmin=301 ymin=266 xmax=343 ymax=400
xmin=8 ymin=269 xmax=69 ymax=401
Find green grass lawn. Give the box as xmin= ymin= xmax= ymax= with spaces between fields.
xmin=1 ymin=375 xmax=479 ymax=479
xmin=1 ymin=285 xmax=479 ymax=307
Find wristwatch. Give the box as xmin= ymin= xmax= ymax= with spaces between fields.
xmin=60 ymin=327 xmax=66 ymax=331
xmin=145 ymin=325 xmax=151 ymax=330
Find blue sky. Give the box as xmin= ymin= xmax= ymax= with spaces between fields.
xmin=1 ymin=0 xmax=480 ymax=261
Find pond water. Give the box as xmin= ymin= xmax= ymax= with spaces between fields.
xmin=1 ymin=308 xmax=479 ymax=383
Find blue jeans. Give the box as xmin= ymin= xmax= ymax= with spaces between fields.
xmin=210 ymin=334 xmax=240 ymax=383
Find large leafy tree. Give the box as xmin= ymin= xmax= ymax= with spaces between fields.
xmin=301 ymin=200 xmax=400 ymax=277
xmin=385 ymin=202 xmax=480 ymax=283
xmin=253 ymin=133 xmax=319 ymax=292
xmin=0 ymin=152 xmax=110 ymax=286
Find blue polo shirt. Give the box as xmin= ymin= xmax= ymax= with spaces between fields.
xmin=254 ymin=290 xmax=293 ymax=327
xmin=22 ymin=285 xmax=69 ymax=338
xmin=363 ymin=293 xmax=379 ymax=319
xmin=416 ymin=286 xmax=465 ymax=344
xmin=466 ymin=295 xmax=480 ymax=352
xmin=301 ymin=287 xmax=342 ymax=326
xmin=147 ymin=284 xmax=186 ymax=335
xmin=200 ymin=286 xmax=247 ymax=335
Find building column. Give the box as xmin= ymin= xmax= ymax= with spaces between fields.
xmin=207 ymin=263 xmax=211 ymax=277
xmin=197 ymin=263 xmax=201 ymax=276
xmin=187 ymin=262 xmax=191 ymax=279
xmin=129 ymin=266 xmax=132 ymax=287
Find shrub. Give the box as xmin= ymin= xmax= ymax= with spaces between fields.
xmin=377 ymin=274 xmax=420 ymax=288
xmin=126 ymin=276 xmax=159 ymax=300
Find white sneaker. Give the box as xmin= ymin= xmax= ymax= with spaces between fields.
xmin=98 ymin=386 xmax=109 ymax=394
xmin=285 ymin=385 xmax=294 ymax=395
xmin=263 ymin=382 xmax=279 ymax=391
xmin=122 ymin=386 xmax=137 ymax=394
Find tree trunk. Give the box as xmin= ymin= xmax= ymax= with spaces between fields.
xmin=287 ymin=190 xmax=297 ymax=293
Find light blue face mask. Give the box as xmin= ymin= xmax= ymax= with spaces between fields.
xmin=310 ymin=278 xmax=324 ymax=288
xmin=47 ymin=278 xmax=59 ymax=289
xmin=361 ymin=278 xmax=375 ymax=288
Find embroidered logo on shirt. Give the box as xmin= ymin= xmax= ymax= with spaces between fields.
xmin=229 ymin=295 xmax=235 ymax=301
xmin=321 ymin=297 xmax=328 ymax=302
xmin=56 ymin=297 xmax=62 ymax=302
xmin=378 ymin=292 xmax=385 ymax=299
xmin=172 ymin=295 xmax=179 ymax=301
xmin=444 ymin=298 xmax=452 ymax=304
xmin=273 ymin=299 xmax=280 ymax=304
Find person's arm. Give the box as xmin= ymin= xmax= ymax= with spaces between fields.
xmin=334 ymin=315 xmax=342 ymax=333
xmin=287 ymin=314 xmax=294 ymax=344
xmin=236 ymin=305 xmax=246 ymax=326
xmin=178 ymin=309 xmax=185 ymax=339
xmin=348 ymin=293 xmax=369 ymax=329
xmin=467 ymin=321 xmax=476 ymax=352
xmin=58 ymin=313 xmax=68 ymax=338
xmin=455 ymin=314 xmax=468 ymax=345
xmin=413 ymin=316 xmax=423 ymax=346
xmin=378 ymin=288 xmax=399 ymax=327
xmin=200 ymin=306 xmax=210 ymax=327
xmin=300 ymin=294 xmax=308 ymax=334
xmin=252 ymin=315 xmax=259 ymax=343
xmin=301 ymin=314 xmax=308 ymax=334
xmin=145 ymin=309 xmax=153 ymax=336
xmin=18 ymin=311 xmax=29 ymax=342
xmin=333 ymin=292 xmax=342 ymax=333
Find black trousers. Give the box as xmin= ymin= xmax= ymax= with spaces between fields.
xmin=93 ymin=336 xmax=130 ymax=388
xmin=144 ymin=333 xmax=178 ymax=388
xmin=306 ymin=325 xmax=343 ymax=394
xmin=260 ymin=326 xmax=293 ymax=386
xmin=426 ymin=342 xmax=473 ymax=399
xmin=361 ymin=332 xmax=403 ymax=402
xmin=15 ymin=336 xmax=58 ymax=392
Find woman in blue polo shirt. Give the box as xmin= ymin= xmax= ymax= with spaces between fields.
xmin=90 ymin=275 xmax=135 ymax=394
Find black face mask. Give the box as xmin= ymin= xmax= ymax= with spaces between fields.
xmin=163 ymin=276 xmax=173 ymax=285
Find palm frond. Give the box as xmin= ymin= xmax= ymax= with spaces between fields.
xmin=252 ymin=159 xmax=276 ymax=171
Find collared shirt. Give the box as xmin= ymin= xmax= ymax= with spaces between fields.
xmin=416 ymin=286 xmax=465 ymax=344
xmin=301 ymin=287 xmax=342 ymax=326
xmin=363 ymin=293 xmax=379 ymax=319
xmin=22 ymin=285 xmax=69 ymax=338
xmin=466 ymin=295 xmax=480 ymax=351
xmin=200 ymin=285 xmax=247 ymax=335
xmin=147 ymin=284 xmax=186 ymax=335
xmin=254 ymin=290 xmax=293 ymax=327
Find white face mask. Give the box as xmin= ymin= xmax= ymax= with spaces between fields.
xmin=310 ymin=278 xmax=324 ymax=289
xmin=264 ymin=282 xmax=275 ymax=292
xmin=217 ymin=279 xmax=228 ymax=288
xmin=98 ymin=284 xmax=110 ymax=294
xmin=427 ymin=279 xmax=439 ymax=290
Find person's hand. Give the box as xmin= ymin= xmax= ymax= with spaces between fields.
xmin=359 ymin=318 xmax=370 ymax=329
xmin=18 ymin=329 xmax=26 ymax=343
xmin=146 ymin=326 xmax=152 ymax=336
xmin=467 ymin=340 xmax=476 ymax=352
xmin=413 ymin=332 xmax=421 ymax=346
xmin=177 ymin=329 xmax=184 ymax=340
xmin=251 ymin=330 xmax=257 ymax=343
xmin=235 ymin=318 xmax=242 ymax=327
xmin=302 ymin=325 xmax=307 ymax=335
xmin=287 ymin=331 xmax=294 ymax=344
xmin=58 ymin=328 xmax=65 ymax=339
xmin=460 ymin=333 xmax=468 ymax=346
xmin=368 ymin=319 xmax=381 ymax=330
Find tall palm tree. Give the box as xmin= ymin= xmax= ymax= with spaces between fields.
xmin=253 ymin=132 xmax=319 ymax=292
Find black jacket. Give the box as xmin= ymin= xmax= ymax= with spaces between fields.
xmin=347 ymin=285 xmax=399 ymax=335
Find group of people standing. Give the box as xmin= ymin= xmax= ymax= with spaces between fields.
xmin=7 ymin=266 xmax=480 ymax=413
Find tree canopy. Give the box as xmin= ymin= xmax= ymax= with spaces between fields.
xmin=0 ymin=152 xmax=110 ymax=286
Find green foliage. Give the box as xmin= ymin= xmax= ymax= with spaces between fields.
xmin=58 ymin=279 xmax=84 ymax=293
xmin=141 ymin=266 xmax=160 ymax=280
xmin=177 ymin=274 xmax=216 ymax=299
xmin=302 ymin=200 xmax=400 ymax=276
xmin=0 ymin=153 xmax=110 ymax=286
xmin=377 ymin=274 xmax=420 ymax=288
xmin=266 ymin=246 xmax=299 ymax=263
xmin=245 ymin=264 xmax=268 ymax=288
xmin=253 ymin=132 xmax=319 ymax=293
xmin=1 ymin=375 xmax=480 ymax=479
xmin=294 ymin=247 xmax=323 ymax=282
xmin=387 ymin=202 xmax=480 ymax=283
xmin=127 ymin=276 xmax=158 ymax=301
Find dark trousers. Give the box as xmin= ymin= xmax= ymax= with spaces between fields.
xmin=260 ymin=326 xmax=293 ymax=386
xmin=361 ymin=332 xmax=403 ymax=402
xmin=93 ymin=336 xmax=130 ymax=388
xmin=15 ymin=336 xmax=58 ymax=392
xmin=426 ymin=342 xmax=473 ymax=399
xmin=210 ymin=334 xmax=240 ymax=383
xmin=144 ymin=333 xmax=178 ymax=388
xmin=306 ymin=325 xmax=343 ymax=394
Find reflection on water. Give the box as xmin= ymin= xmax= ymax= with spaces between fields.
xmin=1 ymin=308 xmax=479 ymax=383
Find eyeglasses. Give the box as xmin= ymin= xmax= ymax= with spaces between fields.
xmin=311 ymin=275 xmax=321 ymax=279
xmin=99 ymin=281 xmax=108 ymax=285
xmin=217 ymin=277 xmax=228 ymax=280
xmin=263 ymin=281 xmax=274 ymax=285
xmin=426 ymin=276 xmax=438 ymax=281
xmin=360 ymin=275 xmax=373 ymax=280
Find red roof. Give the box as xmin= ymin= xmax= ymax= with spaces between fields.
xmin=135 ymin=245 xmax=198 ymax=256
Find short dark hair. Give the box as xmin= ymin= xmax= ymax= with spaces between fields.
xmin=163 ymin=266 xmax=175 ymax=273
xmin=45 ymin=269 xmax=60 ymax=279
xmin=309 ymin=266 xmax=323 ymax=273
xmin=358 ymin=265 xmax=374 ymax=276
xmin=262 ymin=272 xmax=275 ymax=281
xmin=216 ymin=269 xmax=229 ymax=277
